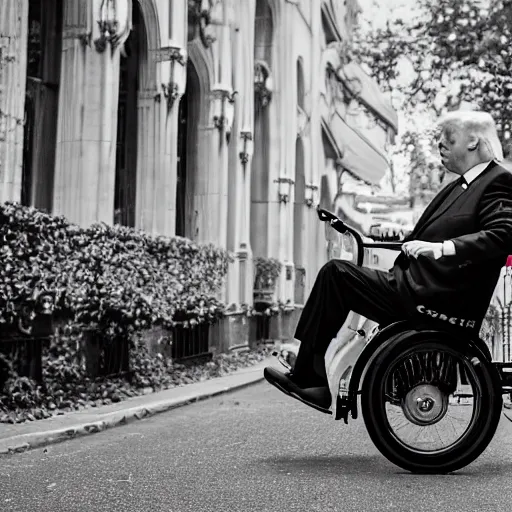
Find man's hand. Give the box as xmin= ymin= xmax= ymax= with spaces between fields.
xmin=402 ymin=240 xmax=443 ymax=259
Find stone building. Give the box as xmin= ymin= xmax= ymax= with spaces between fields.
xmin=0 ymin=0 xmax=397 ymax=350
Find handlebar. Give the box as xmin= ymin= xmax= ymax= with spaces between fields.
xmin=317 ymin=206 xmax=365 ymax=240
xmin=316 ymin=207 xmax=403 ymax=266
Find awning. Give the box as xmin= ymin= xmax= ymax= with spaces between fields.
xmin=322 ymin=113 xmax=390 ymax=185
xmin=339 ymin=62 xmax=399 ymax=133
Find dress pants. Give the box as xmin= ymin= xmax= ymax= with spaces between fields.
xmin=293 ymin=259 xmax=415 ymax=386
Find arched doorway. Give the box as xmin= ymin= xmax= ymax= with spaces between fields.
xmin=22 ymin=0 xmax=63 ymax=211
xmin=114 ymin=1 xmax=145 ymax=227
xmin=293 ymin=138 xmax=305 ymax=303
xmin=251 ymin=0 xmax=274 ymax=257
xmin=176 ymin=60 xmax=201 ymax=238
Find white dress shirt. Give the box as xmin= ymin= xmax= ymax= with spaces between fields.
xmin=461 ymin=160 xmax=493 ymax=187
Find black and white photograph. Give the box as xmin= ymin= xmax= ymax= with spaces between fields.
xmin=1 ymin=0 xmax=512 ymax=510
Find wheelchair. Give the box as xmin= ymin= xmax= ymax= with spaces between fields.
xmin=273 ymin=207 xmax=512 ymax=474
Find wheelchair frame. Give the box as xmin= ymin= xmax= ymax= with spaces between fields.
xmin=314 ymin=207 xmax=512 ymax=423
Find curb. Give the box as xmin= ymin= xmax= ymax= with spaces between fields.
xmin=0 ymin=372 xmax=266 ymax=457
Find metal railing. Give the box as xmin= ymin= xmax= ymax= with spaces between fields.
xmin=0 ymin=319 xmax=215 ymax=386
xmin=99 ymin=335 xmax=131 ymax=378
xmin=171 ymin=322 xmax=211 ymax=362
xmin=0 ymin=336 xmax=48 ymax=384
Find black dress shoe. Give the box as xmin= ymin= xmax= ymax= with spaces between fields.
xmin=294 ymin=386 xmax=332 ymax=410
xmin=263 ymin=367 xmax=301 ymax=396
xmin=264 ymin=367 xmax=332 ymax=414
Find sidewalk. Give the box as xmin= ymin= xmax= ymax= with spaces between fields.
xmin=0 ymin=358 xmax=271 ymax=456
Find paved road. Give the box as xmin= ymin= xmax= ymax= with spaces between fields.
xmin=1 ymin=383 xmax=512 ymax=512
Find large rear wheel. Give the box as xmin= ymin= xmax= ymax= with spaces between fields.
xmin=361 ymin=332 xmax=503 ymax=473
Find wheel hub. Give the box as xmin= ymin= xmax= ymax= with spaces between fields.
xmin=402 ymin=384 xmax=448 ymax=426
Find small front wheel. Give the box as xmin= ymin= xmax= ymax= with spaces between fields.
xmin=361 ymin=331 xmax=503 ymax=473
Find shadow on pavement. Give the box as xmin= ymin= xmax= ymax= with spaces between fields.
xmin=259 ymin=453 xmax=392 ymax=475
xmin=259 ymin=454 xmax=512 ymax=477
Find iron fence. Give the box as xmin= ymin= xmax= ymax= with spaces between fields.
xmin=0 ymin=336 xmax=49 ymax=385
xmin=171 ymin=322 xmax=211 ymax=362
xmin=99 ymin=335 xmax=131 ymax=378
xmin=0 ymin=319 xmax=215 ymax=387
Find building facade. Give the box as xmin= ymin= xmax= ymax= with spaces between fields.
xmin=0 ymin=0 xmax=398 ymax=349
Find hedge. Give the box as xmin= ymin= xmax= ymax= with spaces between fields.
xmin=0 ymin=202 xmax=241 ymax=422
xmin=0 ymin=202 xmax=232 ymax=337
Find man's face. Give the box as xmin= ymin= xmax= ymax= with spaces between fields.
xmin=437 ymin=124 xmax=468 ymax=174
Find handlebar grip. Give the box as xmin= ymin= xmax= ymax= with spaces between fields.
xmin=316 ymin=207 xmax=348 ymax=234
xmin=316 ymin=207 xmax=338 ymax=222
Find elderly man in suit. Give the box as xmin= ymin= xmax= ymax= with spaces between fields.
xmin=264 ymin=110 xmax=512 ymax=411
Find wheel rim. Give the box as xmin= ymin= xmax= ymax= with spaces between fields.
xmin=382 ymin=348 xmax=482 ymax=454
xmin=402 ymin=384 xmax=448 ymax=426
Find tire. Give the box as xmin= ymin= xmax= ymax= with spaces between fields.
xmin=361 ymin=331 xmax=503 ymax=474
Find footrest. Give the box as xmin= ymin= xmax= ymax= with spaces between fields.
xmin=335 ymin=394 xmax=358 ymax=424
xmin=495 ymin=363 xmax=512 ymax=388
xmin=335 ymin=396 xmax=350 ymax=423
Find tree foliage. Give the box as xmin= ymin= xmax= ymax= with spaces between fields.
xmin=354 ymin=0 xmax=512 ymax=155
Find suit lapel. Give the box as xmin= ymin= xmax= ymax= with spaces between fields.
xmin=404 ymin=180 xmax=459 ymax=241
xmin=416 ymin=181 xmax=465 ymax=234
xmin=409 ymin=162 xmax=497 ymax=239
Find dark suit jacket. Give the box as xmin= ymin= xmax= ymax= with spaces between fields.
xmin=392 ymin=161 xmax=512 ymax=330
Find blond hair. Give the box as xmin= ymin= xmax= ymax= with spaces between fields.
xmin=438 ymin=110 xmax=503 ymax=161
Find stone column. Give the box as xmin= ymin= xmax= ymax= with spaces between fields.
xmin=53 ymin=41 xmax=121 ymax=226
xmin=150 ymin=92 xmax=176 ymax=237
xmin=0 ymin=0 xmax=28 ymax=204
xmin=53 ymin=0 xmax=131 ymax=227
xmin=52 ymin=2 xmax=87 ymax=224
xmin=135 ymin=91 xmax=159 ymax=233
xmin=86 ymin=49 xmax=121 ymax=225
xmin=191 ymin=13 xmax=232 ymax=249
xmin=135 ymin=85 xmax=179 ymax=239
xmin=197 ymin=105 xmax=225 ymax=246
xmin=275 ymin=1 xmax=295 ymax=304
xmin=151 ymin=46 xmax=189 ymax=238
xmin=216 ymin=20 xmax=233 ymax=250
xmin=223 ymin=0 xmax=255 ymax=307
xmin=169 ymin=0 xmax=187 ymax=46
xmin=157 ymin=92 xmax=181 ymax=236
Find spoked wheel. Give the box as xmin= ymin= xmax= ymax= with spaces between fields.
xmin=361 ymin=332 xmax=503 ymax=473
